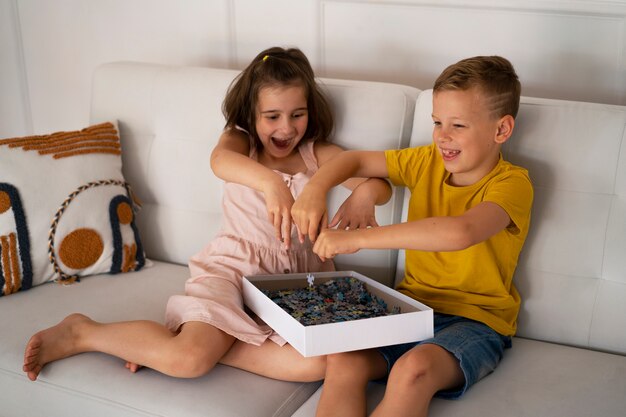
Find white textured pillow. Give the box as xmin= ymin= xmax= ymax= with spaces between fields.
xmin=0 ymin=121 xmax=145 ymax=296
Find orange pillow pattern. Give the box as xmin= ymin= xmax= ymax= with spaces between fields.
xmin=0 ymin=122 xmax=145 ymax=296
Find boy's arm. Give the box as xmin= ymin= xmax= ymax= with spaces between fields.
xmin=292 ymin=150 xmax=389 ymax=242
xmin=210 ymin=129 xmax=295 ymax=248
xmin=312 ymin=201 xmax=511 ymax=261
xmin=313 ymin=144 xmax=390 ymax=196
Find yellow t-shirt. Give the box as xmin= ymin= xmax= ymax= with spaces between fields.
xmin=385 ymin=144 xmax=533 ymax=336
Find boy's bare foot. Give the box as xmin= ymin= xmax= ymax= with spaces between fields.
xmin=23 ymin=313 xmax=91 ymax=381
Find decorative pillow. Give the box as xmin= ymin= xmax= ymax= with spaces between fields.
xmin=0 ymin=121 xmax=145 ymax=296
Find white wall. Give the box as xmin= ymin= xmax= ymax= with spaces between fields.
xmin=1 ymin=0 xmax=30 ymax=137
xmin=2 ymin=0 xmax=626 ymax=138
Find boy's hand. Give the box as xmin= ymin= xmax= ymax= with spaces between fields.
xmin=313 ymin=228 xmax=361 ymax=262
xmin=291 ymin=183 xmax=329 ymax=244
xmin=263 ymin=177 xmax=295 ymax=249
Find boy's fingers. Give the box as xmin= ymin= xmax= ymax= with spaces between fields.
xmin=293 ymin=222 xmax=305 ymax=244
xmin=310 ymin=213 xmax=328 ymax=247
xmin=295 ymin=218 xmax=308 ymax=243
xmin=314 ymin=245 xmax=334 ymax=262
xmin=312 ymin=240 xmax=326 ymax=262
xmin=308 ymin=220 xmax=318 ymax=243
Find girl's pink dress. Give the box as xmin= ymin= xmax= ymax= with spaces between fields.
xmin=165 ymin=139 xmax=335 ymax=345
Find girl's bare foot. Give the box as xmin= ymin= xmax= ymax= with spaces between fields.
xmin=125 ymin=361 xmax=143 ymax=373
xmin=23 ymin=313 xmax=92 ymax=381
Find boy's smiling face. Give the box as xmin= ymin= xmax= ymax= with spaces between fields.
xmin=432 ymin=87 xmax=512 ymax=186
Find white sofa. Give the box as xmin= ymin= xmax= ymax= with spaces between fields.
xmin=1 ymin=62 xmax=625 ymax=417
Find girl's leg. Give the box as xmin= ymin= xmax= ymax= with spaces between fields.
xmin=370 ymin=343 xmax=464 ymax=417
xmin=23 ymin=313 xmax=235 ymax=381
xmin=315 ymin=349 xmax=388 ymax=417
xmin=220 ymin=340 xmax=327 ymax=382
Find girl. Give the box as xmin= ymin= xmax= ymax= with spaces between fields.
xmin=23 ymin=46 xmax=391 ymax=382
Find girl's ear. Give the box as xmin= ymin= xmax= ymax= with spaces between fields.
xmin=495 ymin=115 xmax=515 ymax=144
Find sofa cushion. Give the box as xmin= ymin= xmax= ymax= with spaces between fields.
xmin=0 ymin=260 xmax=320 ymax=417
xmin=291 ymin=337 xmax=626 ymax=417
xmin=0 ymin=122 xmax=145 ymax=296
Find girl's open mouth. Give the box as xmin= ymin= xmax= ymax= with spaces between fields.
xmin=272 ymin=137 xmax=293 ymax=149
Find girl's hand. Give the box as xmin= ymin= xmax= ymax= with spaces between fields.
xmin=313 ymin=228 xmax=361 ymax=262
xmin=291 ymin=183 xmax=329 ymax=244
xmin=329 ymin=181 xmax=379 ymax=230
xmin=263 ymin=177 xmax=296 ymax=249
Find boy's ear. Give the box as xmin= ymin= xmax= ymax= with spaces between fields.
xmin=495 ymin=115 xmax=515 ymax=144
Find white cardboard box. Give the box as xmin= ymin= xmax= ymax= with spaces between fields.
xmin=243 ymin=271 xmax=433 ymax=357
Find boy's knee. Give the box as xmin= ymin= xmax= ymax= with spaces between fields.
xmin=391 ymin=344 xmax=464 ymax=389
xmin=391 ymin=348 xmax=438 ymax=383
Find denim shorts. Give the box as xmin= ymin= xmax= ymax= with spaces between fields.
xmin=376 ymin=313 xmax=511 ymax=399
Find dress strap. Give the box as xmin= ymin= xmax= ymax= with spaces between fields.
xmin=298 ymin=140 xmax=319 ymax=174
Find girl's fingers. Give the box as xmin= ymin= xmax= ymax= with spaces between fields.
xmin=282 ymin=214 xmax=291 ymax=249
xmin=328 ymin=209 xmax=342 ymax=228
xmin=336 ymin=219 xmax=349 ymax=230
xmin=271 ymin=212 xmax=283 ymax=242
xmin=321 ymin=212 xmax=329 ymax=230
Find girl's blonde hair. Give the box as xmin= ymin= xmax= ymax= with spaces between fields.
xmin=434 ymin=56 xmax=521 ymax=119
xmin=222 ymin=47 xmax=334 ymax=145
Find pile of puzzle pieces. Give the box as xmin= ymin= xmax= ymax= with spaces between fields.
xmin=262 ymin=277 xmax=398 ymax=326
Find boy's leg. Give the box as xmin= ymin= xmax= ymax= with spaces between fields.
xmin=316 ymin=349 xmax=388 ymax=417
xmin=219 ymin=340 xmax=327 ymax=382
xmin=371 ymin=315 xmax=510 ymax=417
xmin=23 ymin=313 xmax=234 ymax=380
xmin=371 ymin=343 xmax=464 ymax=417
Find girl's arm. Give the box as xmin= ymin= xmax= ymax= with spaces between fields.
xmin=211 ymin=129 xmax=272 ymax=187
xmin=210 ymin=129 xmax=295 ymax=248
xmin=328 ymin=177 xmax=391 ymax=230
xmin=293 ymin=146 xmax=391 ymax=243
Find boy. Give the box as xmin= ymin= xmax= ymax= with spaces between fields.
xmin=291 ymin=56 xmax=533 ymax=417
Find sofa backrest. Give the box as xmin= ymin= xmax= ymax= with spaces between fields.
xmin=399 ymin=89 xmax=626 ymax=355
xmin=90 ymin=62 xmax=420 ymax=287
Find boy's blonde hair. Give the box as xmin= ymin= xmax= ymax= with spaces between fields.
xmin=434 ymin=56 xmax=521 ymax=119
